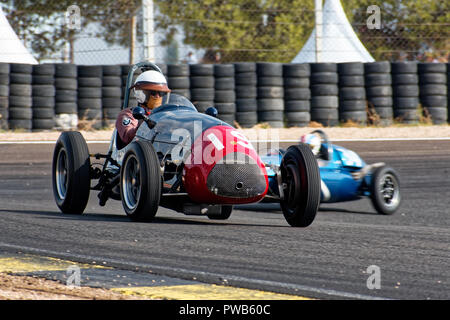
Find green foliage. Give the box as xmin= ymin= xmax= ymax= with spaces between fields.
xmin=155 ymin=0 xmax=315 ymax=62
xmin=343 ymin=0 xmax=449 ymax=60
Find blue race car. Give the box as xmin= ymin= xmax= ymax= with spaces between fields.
xmin=261 ymin=130 xmax=401 ymax=215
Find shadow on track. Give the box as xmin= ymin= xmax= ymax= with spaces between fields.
xmin=0 ymin=209 xmax=290 ymax=228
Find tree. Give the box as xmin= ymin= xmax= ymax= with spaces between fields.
xmin=155 ymin=0 xmax=315 ymax=63
xmin=155 ymin=0 xmax=449 ymax=62
xmin=343 ymin=0 xmax=449 ymax=61
xmin=0 ymin=0 xmax=142 ymax=63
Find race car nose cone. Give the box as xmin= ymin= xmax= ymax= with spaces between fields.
xmin=206 ymin=153 xmax=267 ymax=199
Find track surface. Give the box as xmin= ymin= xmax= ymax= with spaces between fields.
xmin=0 ymin=140 xmax=449 ymax=299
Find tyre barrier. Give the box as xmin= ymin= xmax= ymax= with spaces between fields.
xmin=392 ymin=62 xmax=420 ymax=124
xmin=418 ymin=63 xmax=447 ymax=124
xmin=0 ymin=63 xmax=9 ymax=130
xmin=167 ymin=64 xmax=190 ymax=101
xmin=364 ymin=61 xmax=393 ymax=126
xmin=0 ymin=62 xmax=449 ymax=131
xmin=102 ymin=65 xmax=122 ymax=127
xmin=283 ymin=63 xmax=310 ymax=127
xmin=310 ymin=63 xmax=339 ymax=126
xmin=338 ymin=62 xmax=366 ymax=125
xmin=214 ymin=64 xmax=235 ymax=125
xmin=77 ymin=65 xmax=102 ymax=129
xmin=8 ymin=63 xmax=33 ymax=130
xmin=54 ymin=63 xmax=78 ymax=130
xmin=257 ymin=62 xmax=284 ymax=128
xmin=234 ymin=62 xmax=258 ymax=128
xmin=190 ymin=63 xmax=214 ymax=113
xmin=32 ymin=64 xmax=55 ymax=130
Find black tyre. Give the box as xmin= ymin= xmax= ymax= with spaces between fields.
xmin=283 ymin=63 xmax=310 ymax=78
xmin=364 ymin=61 xmax=391 ymax=74
xmin=52 ymin=131 xmax=91 ymax=214
xmin=234 ymin=62 xmax=256 ymax=73
xmin=214 ymin=64 xmax=234 ymax=77
xmin=370 ymin=166 xmax=401 ymax=215
xmin=280 ymin=144 xmax=321 ymax=227
xmin=207 ymin=205 xmax=233 ymax=220
xmin=190 ymin=64 xmax=213 ymax=76
xmin=120 ymin=141 xmax=161 ymax=221
xmin=168 ymin=64 xmax=190 ymax=77
xmin=257 ymin=62 xmax=283 ymax=77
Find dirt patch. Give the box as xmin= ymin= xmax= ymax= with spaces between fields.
xmin=0 ymin=273 xmax=144 ymax=300
xmin=0 ymin=125 xmax=449 ymax=142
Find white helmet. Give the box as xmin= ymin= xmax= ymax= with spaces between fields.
xmin=131 ymin=70 xmax=171 ymax=105
xmin=300 ymin=133 xmax=321 ymax=156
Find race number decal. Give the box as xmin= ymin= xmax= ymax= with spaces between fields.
xmin=230 ymin=130 xmax=254 ymax=150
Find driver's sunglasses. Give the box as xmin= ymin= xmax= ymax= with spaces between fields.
xmin=149 ymin=91 xmax=166 ymax=97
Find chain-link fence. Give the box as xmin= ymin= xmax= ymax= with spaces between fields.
xmin=1 ymin=0 xmax=448 ymax=65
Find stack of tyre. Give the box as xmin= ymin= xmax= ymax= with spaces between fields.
xmin=364 ymin=61 xmax=393 ymax=125
xmin=418 ymin=63 xmax=447 ymax=124
xmin=8 ymin=64 xmax=33 ymax=130
xmin=54 ymin=64 xmax=78 ymax=130
xmin=77 ymin=66 xmax=102 ymax=129
xmin=283 ymin=63 xmax=311 ymax=127
xmin=0 ymin=63 xmax=9 ymax=130
xmin=214 ymin=64 xmax=236 ymax=125
xmin=256 ymin=62 xmax=284 ymax=128
xmin=338 ymin=62 xmax=366 ymax=124
xmin=101 ymin=65 xmax=122 ymax=127
xmin=310 ymin=63 xmax=339 ymax=126
xmin=167 ymin=64 xmax=190 ymax=100
xmin=190 ymin=64 xmax=215 ymax=113
xmin=392 ymin=62 xmax=419 ymax=124
xmin=234 ymin=62 xmax=258 ymax=128
xmin=31 ymin=64 xmax=55 ymax=130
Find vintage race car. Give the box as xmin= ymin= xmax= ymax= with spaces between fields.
xmin=261 ymin=130 xmax=401 ymax=215
xmin=52 ymin=62 xmax=322 ymax=227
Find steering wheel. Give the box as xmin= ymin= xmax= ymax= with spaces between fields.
xmin=311 ymin=129 xmax=333 ymax=161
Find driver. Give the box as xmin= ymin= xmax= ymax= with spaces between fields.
xmin=116 ymin=70 xmax=171 ymax=146
xmin=300 ymin=133 xmax=321 ymax=157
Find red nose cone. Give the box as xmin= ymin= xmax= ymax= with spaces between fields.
xmin=183 ymin=126 xmax=268 ymax=204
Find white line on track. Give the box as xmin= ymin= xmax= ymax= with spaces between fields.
xmin=0 ymin=242 xmax=390 ymax=300
xmin=1 ymin=137 xmax=449 ymax=145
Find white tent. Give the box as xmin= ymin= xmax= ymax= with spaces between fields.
xmin=0 ymin=6 xmax=38 ymax=64
xmin=292 ymin=0 xmax=374 ymax=63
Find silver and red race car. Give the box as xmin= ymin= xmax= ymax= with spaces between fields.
xmin=52 ymin=62 xmax=321 ymax=227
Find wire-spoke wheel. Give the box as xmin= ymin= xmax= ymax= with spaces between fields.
xmin=52 ymin=131 xmax=91 ymax=214
xmin=120 ymin=140 xmax=161 ymax=221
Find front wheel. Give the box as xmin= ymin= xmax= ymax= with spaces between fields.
xmin=52 ymin=131 xmax=91 ymax=214
xmin=280 ymin=144 xmax=321 ymax=227
xmin=370 ymin=166 xmax=401 ymax=215
xmin=207 ymin=205 xmax=233 ymax=220
xmin=120 ymin=140 xmax=161 ymax=221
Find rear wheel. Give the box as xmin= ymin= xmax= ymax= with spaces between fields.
xmin=280 ymin=144 xmax=321 ymax=227
xmin=120 ymin=141 xmax=161 ymax=221
xmin=370 ymin=166 xmax=401 ymax=215
xmin=52 ymin=131 xmax=91 ymax=214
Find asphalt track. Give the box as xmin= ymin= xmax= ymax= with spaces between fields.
xmin=0 ymin=139 xmax=449 ymax=300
